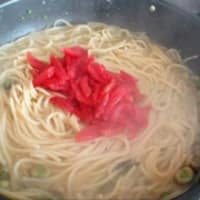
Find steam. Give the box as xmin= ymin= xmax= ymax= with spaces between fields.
xmin=166 ymin=0 xmax=200 ymax=14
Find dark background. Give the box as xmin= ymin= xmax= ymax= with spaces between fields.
xmin=0 ymin=0 xmax=200 ymax=200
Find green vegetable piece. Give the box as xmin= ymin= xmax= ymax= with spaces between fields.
xmin=21 ymin=16 xmax=25 ymax=21
xmin=0 ymin=180 xmax=9 ymax=189
xmin=2 ymin=79 xmax=12 ymax=90
xmin=36 ymin=197 xmax=53 ymax=200
xmin=26 ymin=9 xmax=32 ymax=15
xmin=115 ymin=160 xmax=133 ymax=175
xmin=43 ymin=15 xmax=48 ymax=20
xmin=160 ymin=192 xmax=171 ymax=200
xmin=98 ymin=180 xmax=115 ymax=194
xmin=192 ymin=76 xmax=200 ymax=89
xmin=0 ymin=170 xmax=9 ymax=180
xmin=175 ymin=166 xmax=194 ymax=185
xmin=31 ymin=165 xmax=50 ymax=178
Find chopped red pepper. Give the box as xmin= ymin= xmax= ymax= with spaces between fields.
xmin=27 ymin=46 xmax=150 ymax=142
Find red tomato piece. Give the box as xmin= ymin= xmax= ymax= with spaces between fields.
xmin=27 ymin=52 xmax=48 ymax=71
xmin=28 ymin=46 xmax=150 ymax=143
xmin=75 ymin=125 xmax=102 ymax=142
xmin=33 ymin=66 xmax=56 ymax=87
xmin=80 ymin=76 xmax=92 ymax=98
xmin=50 ymin=96 xmax=76 ymax=114
xmin=62 ymin=46 xmax=88 ymax=58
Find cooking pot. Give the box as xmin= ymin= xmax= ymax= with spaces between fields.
xmin=0 ymin=0 xmax=200 ymax=199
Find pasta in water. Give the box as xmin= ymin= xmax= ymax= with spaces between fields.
xmin=0 ymin=21 xmax=199 ymax=200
